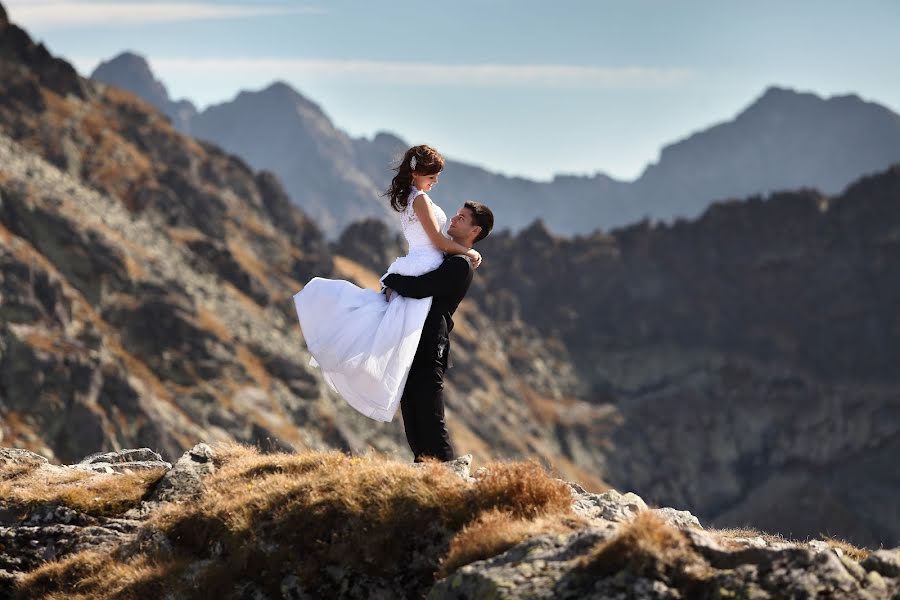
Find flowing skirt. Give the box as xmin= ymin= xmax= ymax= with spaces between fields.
xmin=293 ymin=248 xmax=443 ymax=422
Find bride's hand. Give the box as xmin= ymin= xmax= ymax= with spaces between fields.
xmin=466 ymin=249 xmax=482 ymax=269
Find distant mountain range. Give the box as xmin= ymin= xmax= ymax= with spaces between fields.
xmin=91 ymin=52 xmax=900 ymax=238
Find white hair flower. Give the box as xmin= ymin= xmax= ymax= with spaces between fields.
xmin=409 ymin=155 xmax=417 ymax=170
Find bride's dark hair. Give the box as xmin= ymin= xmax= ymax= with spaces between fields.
xmin=383 ymin=144 xmax=444 ymax=212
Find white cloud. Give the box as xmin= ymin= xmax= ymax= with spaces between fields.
xmin=130 ymin=57 xmax=696 ymax=89
xmin=4 ymin=1 xmax=323 ymax=30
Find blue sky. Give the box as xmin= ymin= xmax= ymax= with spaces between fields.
xmin=5 ymin=0 xmax=900 ymax=181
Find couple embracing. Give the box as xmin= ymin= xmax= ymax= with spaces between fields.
xmin=293 ymin=144 xmax=494 ymax=462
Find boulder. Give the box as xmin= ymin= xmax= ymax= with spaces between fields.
xmin=75 ymin=447 xmax=171 ymax=473
xmin=149 ymin=442 xmax=215 ymax=502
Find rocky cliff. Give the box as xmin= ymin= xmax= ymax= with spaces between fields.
xmin=0 ymin=2 xmax=609 ymax=491
xmin=2 ymin=443 xmax=897 ymax=599
xmin=468 ymin=167 xmax=900 ymax=548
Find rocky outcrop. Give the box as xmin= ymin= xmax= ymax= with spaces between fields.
xmin=434 ymin=529 xmax=899 ymax=599
xmin=468 ymin=166 xmax=900 ymax=548
xmin=0 ymin=446 xmax=171 ymax=596
xmin=2 ymin=444 xmax=897 ymax=599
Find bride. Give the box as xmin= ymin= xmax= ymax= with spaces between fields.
xmin=292 ymin=144 xmax=482 ymax=422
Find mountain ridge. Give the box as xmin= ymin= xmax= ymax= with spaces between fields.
xmin=90 ymin=51 xmax=900 ymax=237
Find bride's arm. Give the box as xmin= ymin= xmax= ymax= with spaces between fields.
xmin=412 ymin=195 xmax=481 ymax=264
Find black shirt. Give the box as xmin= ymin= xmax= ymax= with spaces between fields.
xmin=382 ymin=255 xmax=474 ymax=368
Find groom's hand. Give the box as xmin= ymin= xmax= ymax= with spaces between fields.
xmin=384 ymin=287 xmax=394 ymax=301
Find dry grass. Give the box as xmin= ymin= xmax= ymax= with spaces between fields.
xmin=17 ymin=551 xmax=187 ymax=600
xmin=579 ymin=511 xmax=710 ymax=583
xmin=0 ymin=462 xmax=166 ymax=517
xmin=166 ymin=226 xmax=208 ymax=244
xmin=711 ymin=526 xmax=790 ymax=546
xmin=708 ymin=527 xmax=870 ymax=561
xmin=235 ymin=344 xmax=271 ymax=391
xmin=438 ymin=508 xmax=587 ymax=578
xmin=820 ymin=535 xmax=870 ymax=561
xmin=195 ymin=303 xmax=234 ymax=343
xmin=16 ymin=443 xmax=577 ymax=599
xmin=225 ymin=226 xmax=273 ymax=294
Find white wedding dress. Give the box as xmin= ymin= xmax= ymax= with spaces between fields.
xmin=292 ymin=185 xmax=447 ymax=422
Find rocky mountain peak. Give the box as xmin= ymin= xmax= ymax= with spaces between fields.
xmin=91 ymin=51 xmax=166 ymax=103
xmin=90 ymin=50 xmax=196 ymax=131
xmin=740 ymin=85 xmax=867 ymax=123
xmin=372 ymin=130 xmax=405 ymax=146
xmin=0 ymin=2 xmax=88 ymax=100
xmin=230 ymin=79 xmax=326 ymax=118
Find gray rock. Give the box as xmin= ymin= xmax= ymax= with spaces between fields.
xmin=427 ymin=527 xmax=618 ymax=599
xmin=149 ymin=442 xmax=215 ymax=502
xmin=74 ymin=447 xmax=171 ymax=473
xmin=0 ymin=568 xmax=18 ymax=599
xmin=565 ymin=484 xmax=649 ymax=524
xmin=444 ymin=454 xmax=473 ymax=481
xmin=0 ymin=448 xmax=49 ymax=465
xmin=863 ymin=549 xmax=900 ymax=578
xmin=79 ymin=447 xmax=166 ymax=465
xmin=808 ymin=539 xmax=837 ymax=554
xmin=428 ymin=521 xmax=899 ymax=599
xmin=652 ymin=506 xmax=702 ymax=529
xmin=281 ymin=574 xmax=315 ymax=600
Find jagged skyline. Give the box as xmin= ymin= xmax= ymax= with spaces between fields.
xmin=5 ymin=1 xmax=900 ymax=180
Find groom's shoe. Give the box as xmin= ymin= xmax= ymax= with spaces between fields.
xmin=410 ymin=454 xmax=473 ymax=482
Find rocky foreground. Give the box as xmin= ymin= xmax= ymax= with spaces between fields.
xmin=1 ymin=445 xmax=897 ymax=599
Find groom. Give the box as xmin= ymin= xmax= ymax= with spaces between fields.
xmin=382 ymin=200 xmax=494 ymax=462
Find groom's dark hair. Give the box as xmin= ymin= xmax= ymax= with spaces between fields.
xmin=465 ymin=201 xmax=494 ymax=243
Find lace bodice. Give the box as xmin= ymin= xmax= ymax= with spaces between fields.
xmin=402 ymin=186 xmax=447 ymax=252
xmin=379 ymin=185 xmax=447 ymax=282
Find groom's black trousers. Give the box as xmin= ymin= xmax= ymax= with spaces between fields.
xmin=383 ymin=255 xmax=473 ymax=463
xmin=400 ymin=360 xmax=454 ymax=462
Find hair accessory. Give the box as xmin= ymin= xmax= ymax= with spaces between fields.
xmin=409 ymin=155 xmax=417 ymax=170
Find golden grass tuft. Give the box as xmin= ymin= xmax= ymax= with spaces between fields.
xmin=710 ymin=526 xmax=790 ymax=545
xmin=437 ymin=508 xmax=587 ymax=578
xmin=17 ymin=550 xmax=186 ymax=600
xmin=0 ymin=462 xmax=167 ymax=517
xmin=469 ymin=457 xmax=575 ymax=519
xmin=820 ymin=535 xmax=870 ymax=561
xmin=580 ymin=511 xmax=710 ymax=582
xmin=0 ymin=460 xmax=42 ymax=482
xmin=16 ymin=443 xmax=578 ymax=599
